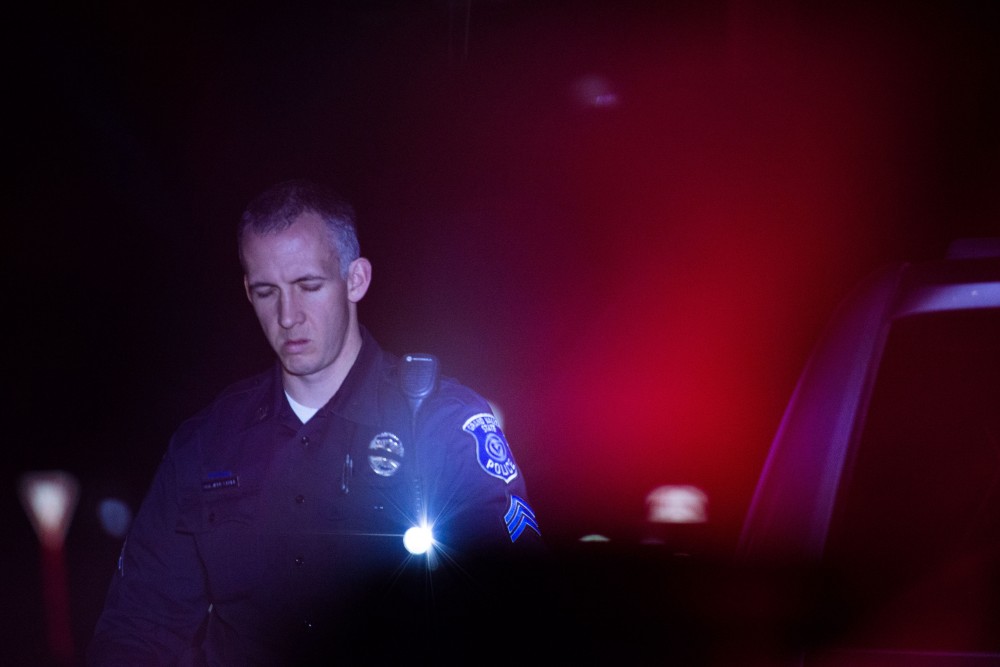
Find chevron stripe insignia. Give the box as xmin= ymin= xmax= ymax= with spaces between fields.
xmin=504 ymin=494 xmax=540 ymax=542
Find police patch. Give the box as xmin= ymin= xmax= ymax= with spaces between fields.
xmin=463 ymin=413 xmax=518 ymax=484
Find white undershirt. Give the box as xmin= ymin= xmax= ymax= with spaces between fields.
xmin=285 ymin=391 xmax=319 ymax=423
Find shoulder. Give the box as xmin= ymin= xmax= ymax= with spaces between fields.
xmin=170 ymin=366 xmax=276 ymax=445
xmin=434 ymin=374 xmax=493 ymax=417
xmin=422 ymin=373 xmax=507 ymax=458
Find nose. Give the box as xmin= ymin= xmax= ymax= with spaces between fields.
xmin=278 ymin=291 xmax=304 ymax=329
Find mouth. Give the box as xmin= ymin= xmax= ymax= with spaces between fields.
xmin=282 ymin=338 xmax=310 ymax=354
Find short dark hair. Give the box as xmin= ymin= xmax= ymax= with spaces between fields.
xmin=238 ymin=179 xmax=360 ymax=277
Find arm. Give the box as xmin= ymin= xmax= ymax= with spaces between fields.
xmin=419 ymin=391 xmax=545 ymax=555
xmin=87 ymin=445 xmax=210 ymax=666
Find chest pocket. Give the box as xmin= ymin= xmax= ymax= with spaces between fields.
xmin=201 ymin=484 xmax=260 ymax=529
xmin=342 ymin=425 xmax=419 ymax=532
xmin=175 ymin=481 xmax=261 ymax=535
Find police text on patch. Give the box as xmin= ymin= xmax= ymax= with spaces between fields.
xmin=463 ymin=413 xmax=518 ymax=483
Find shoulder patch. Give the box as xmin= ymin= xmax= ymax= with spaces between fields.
xmin=463 ymin=412 xmax=518 ymax=484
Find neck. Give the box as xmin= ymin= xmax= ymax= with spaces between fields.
xmin=283 ymin=326 xmax=363 ymax=408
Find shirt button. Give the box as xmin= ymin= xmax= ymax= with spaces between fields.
xmin=301 ymin=436 xmax=310 ymax=447
xmin=294 ymin=555 xmax=305 ymax=566
xmin=295 ymin=494 xmax=305 ymax=504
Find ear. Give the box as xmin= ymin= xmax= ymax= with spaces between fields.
xmin=346 ymin=257 xmax=372 ymax=303
xmin=243 ymin=275 xmax=253 ymax=303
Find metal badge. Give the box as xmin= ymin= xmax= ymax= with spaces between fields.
xmin=368 ymin=432 xmax=404 ymax=477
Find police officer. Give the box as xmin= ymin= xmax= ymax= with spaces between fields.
xmin=88 ymin=180 xmax=543 ymax=665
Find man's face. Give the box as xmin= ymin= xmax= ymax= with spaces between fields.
xmin=241 ymin=211 xmax=365 ymax=382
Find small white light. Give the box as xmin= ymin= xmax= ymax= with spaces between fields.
xmin=403 ymin=525 xmax=434 ymax=555
xmin=646 ymin=485 xmax=709 ymax=524
xmin=571 ymin=74 xmax=620 ymax=109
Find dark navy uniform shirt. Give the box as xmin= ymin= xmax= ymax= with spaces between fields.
xmin=88 ymin=328 xmax=543 ymax=665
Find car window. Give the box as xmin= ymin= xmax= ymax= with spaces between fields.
xmin=822 ymin=307 xmax=1000 ymax=653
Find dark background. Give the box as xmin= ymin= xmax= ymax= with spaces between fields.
xmin=5 ymin=0 xmax=998 ymax=662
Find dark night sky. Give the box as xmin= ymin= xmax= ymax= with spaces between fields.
xmin=5 ymin=1 xmax=999 ymax=661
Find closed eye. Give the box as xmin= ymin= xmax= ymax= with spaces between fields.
xmin=251 ymin=286 xmax=277 ymax=299
xmin=297 ymin=280 xmax=324 ymax=292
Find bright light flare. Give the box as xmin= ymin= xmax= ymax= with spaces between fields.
xmin=18 ymin=470 xmax=80 ymax=663
xmin=403 ymin=524 xmax=435 ymax=555
xmin=18 ymin=470 xmax=80 ymax=549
